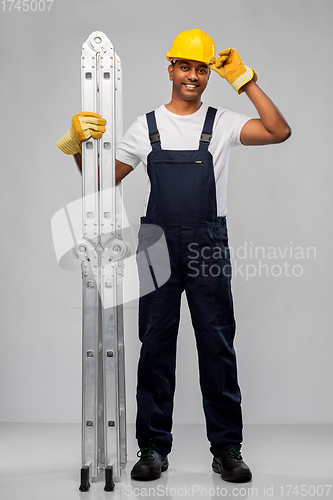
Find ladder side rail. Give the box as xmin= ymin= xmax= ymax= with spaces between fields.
xmin=81 ymin=262 xmax=99 ymax=480
xmin=115 ymin=53 xmax=127 ymax=467
xmin=98 ymin=37 xmax=121 ymax=479
xmin=81 ymin=40 xmax=100 ymax=481
xmin=101 ymin=266 xmax=120 ymax=477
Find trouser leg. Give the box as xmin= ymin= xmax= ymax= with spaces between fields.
xmin=183 ymin=224 xmax=243 ymax=457
xmin=136 ymin=226 xmax=182 ymax=457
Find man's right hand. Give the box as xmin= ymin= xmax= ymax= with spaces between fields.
xmin=57 ymin=112 xmax=107 ymax=155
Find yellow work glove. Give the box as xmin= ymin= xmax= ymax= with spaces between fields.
xmin=56 ymin=112 xmax=107 ymax=155
xmin=209 ymin=48 xmax=258 ymax=94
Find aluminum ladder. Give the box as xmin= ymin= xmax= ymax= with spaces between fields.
xmin=75 ymin=31 xmax=129 ymax=492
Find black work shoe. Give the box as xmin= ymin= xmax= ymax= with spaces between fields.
xmin=212 ymin=446 xmax=252 ymax=483
xmin=131 ymin=440 xmax=169 ymax=481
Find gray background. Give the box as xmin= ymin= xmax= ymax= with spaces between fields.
xmin=1 ymin=0 xmax=332 ymax=427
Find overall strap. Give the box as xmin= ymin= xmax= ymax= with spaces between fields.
xmin=146 ymin=111 xmax=162 ymax=150
xmin=199 ymin=106 xmax=218 ymax=151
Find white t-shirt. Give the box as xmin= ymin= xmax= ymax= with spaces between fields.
xmin=116 ymin=103 xmax=251 ymax=216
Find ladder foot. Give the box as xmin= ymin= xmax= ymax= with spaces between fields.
xmin=104 ymin=466 xmax=115 ymax=491
xmin=79 ymin=466 xmax=91 ymax=492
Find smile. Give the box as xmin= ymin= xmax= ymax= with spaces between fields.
xmin=183 ymin=83 xmax=199 ymax=89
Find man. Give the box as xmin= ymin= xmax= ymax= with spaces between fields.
xmin=57 ymin=28 xmax=291 ymax=484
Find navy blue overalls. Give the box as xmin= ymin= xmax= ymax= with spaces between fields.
xmin=136 ymin=107 xmax=243 ymax=458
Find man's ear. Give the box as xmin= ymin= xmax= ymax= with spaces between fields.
xmin=168 ymin=64 xmax=173 ymax=81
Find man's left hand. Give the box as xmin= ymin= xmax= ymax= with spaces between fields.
xmin=209 ymin=48 xmax=258 ymax=94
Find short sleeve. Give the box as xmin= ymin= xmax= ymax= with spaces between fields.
xmin=229 ymin=111 xmax=252 ymax=147
xmin=116 ymin=119 xmax=141 ymax=169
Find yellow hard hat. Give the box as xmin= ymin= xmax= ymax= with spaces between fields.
xmin=166 ymin=29 xmax=216 ymax=65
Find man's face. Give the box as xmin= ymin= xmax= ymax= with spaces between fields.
xmin=168 ymin=59 xmax=210 ymax=102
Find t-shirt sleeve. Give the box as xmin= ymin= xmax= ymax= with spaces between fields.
xmin=227 ymin=110 xmax=252 ymax=147
xmin=116 ymin=119 xmax=142 ymax=169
